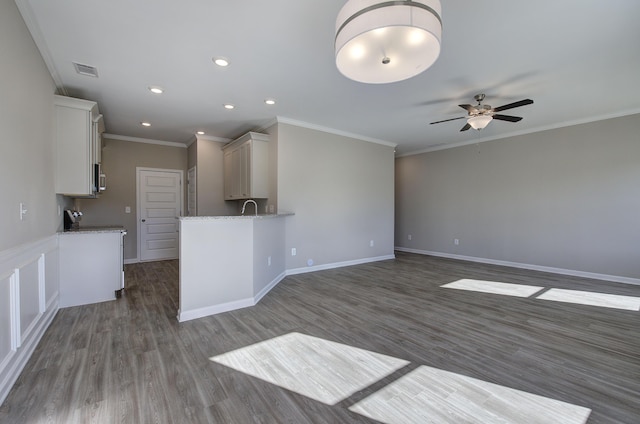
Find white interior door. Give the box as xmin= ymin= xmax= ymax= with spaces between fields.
xmin=187 ymin=166 xmax=197 ymax=216
xmin=138 ymin=168 xmax=182 ymax=262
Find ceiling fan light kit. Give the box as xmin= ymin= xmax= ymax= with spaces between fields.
xmin=467 ymin=115 xmax=493 ymax=130
xmin=335 ymin=0 xmax=442 ymax=84
xmin=430 ymin=94 xmax=534 ymax=132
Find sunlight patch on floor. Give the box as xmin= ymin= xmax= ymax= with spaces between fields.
xmin=442 ymin=279 xmax=640 ymax=311
xmin=209 ymin=332 xmax=409 ymax=405
xmin=349 ymin=365 xmax=591 ymax=424
xmin=441 ymin=279 xmax=544 ymax=297
xmin=537 ymin=288 xmax=640 ymax=311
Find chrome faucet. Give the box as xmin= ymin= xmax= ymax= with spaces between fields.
xmin=241 ymin=199 xmax=258 ymax=216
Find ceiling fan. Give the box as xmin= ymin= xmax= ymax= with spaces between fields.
xmin=430 ymin=94 xmax=533 ymax=131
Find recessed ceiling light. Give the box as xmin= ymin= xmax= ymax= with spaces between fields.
xmin=148 ymin=86 xmax=164 ymax=94
xmin=141 ymin=122 xmax=151 ymax=127
xmin=196 ymin=131 xmax=205 ymax=135
xmin=265 ymin=99 xmax=276 ymax=105
xmin=223 ymin=104 xmax=235 ymax=110
xmin=213 ymin=57 xmax=229 ymax=67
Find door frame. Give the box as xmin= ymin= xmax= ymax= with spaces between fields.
xmin=136 ymin=167 xmax=184 ymax=262
xmin=187 ymin=165 xmax=197 ymax=216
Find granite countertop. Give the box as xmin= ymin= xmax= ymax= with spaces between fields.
xmin=178 ymin=212 xmax=294 ymax=221
xmin=60 ymin=225 xmax=127 ymax=235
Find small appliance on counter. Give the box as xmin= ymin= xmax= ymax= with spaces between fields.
xmin=63 ymin=209 xmax=83 ymax=230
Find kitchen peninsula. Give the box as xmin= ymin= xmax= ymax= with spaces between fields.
xmin=177 ymin=213 xmax=292 ymax=322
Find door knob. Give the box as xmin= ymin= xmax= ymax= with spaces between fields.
xmin=141 ymin=219 xmax=146 ymax=222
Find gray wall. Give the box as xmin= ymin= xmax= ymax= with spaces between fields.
xmin=77 ymin=137 xmax=187 ymax=260
xmin=0 ymin=0 xmax=65 ymax=252
xmin=395 ymin=114 xmax=640 ymax=280
xmin=277 ymin=123 xmax=395 ymax=270
xmin=193 ymin=138 xmax=235 ymax=216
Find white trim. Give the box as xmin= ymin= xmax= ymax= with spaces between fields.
xmin=14 ymin=0 xmax=66 ymax=94
xmin=17 ymin=258 xmax=44 ymax=345
xmin=0 ymin=235 xmax=60 ymax=406
xmin=0 ymin=299 xmax=57 ymax=406
xmin=0 ymin=236 xmax=58 ymax=278
xmin=124 ymin=258 xmax=138 ymax=265
xmin=254 ymin=272 xmax=287 ymax=304
xmin=103 ymin=134 xmax=188 ymax=148
xmin=9 ymin=271 xmax=19 ymax=349
xmin=276 ymin=116 xmax=398 ymax=148
xmin=286 ymin=254 xmax=396 ymax=276
xmin=177 ymin=298 xmax=255 ymax=322
xmin=395 ymin=247 xmax=640 ymax=286
xmin=38 ymin=254 xmax=46 ymax=313
xmin=398 ymin=108 xmax=640 ymax=157
xmin=187 ymin=166 xmax=197 ymax=216
xmin=196 ymin=134 xmax=231 ymax=143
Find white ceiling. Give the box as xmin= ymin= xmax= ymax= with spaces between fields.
xmin=16 ymin=0 xmax=640 ymax=155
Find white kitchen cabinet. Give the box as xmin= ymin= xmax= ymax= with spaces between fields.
xmin=59 ymin=229 xmax=124 ymax=308
xmin=222 ymin=132 xmax=269 ymax=200
xmin=54 ymin=95 xmax=104 ymax=197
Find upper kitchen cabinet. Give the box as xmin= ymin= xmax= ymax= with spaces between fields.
xmin=223 ymin=132 xmax=269 ymax=200
xmin=54 ymin=95 xmax=105 ymax=197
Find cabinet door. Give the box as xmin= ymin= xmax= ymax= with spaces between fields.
xmin=231 ymin=147 xmax=243 ymax=199
xmin=240 ymin=142 xmax=251 ymax=198
xmin=224 ymin=150 xmax=233 ymax=200
xmin=55 ymin=105 xmax=93 ymax=195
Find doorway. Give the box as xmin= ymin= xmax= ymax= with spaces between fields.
xmin=137 ymin=167 xmax=183 ymax=262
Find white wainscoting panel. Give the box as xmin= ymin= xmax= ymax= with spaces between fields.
xmin=18 ymin=259 xmax=41 ymax=344
xmin=0 ymin=235 xmax=59 ymax=405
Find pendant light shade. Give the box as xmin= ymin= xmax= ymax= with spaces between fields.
xmin=467 ymin=115 xmax=493 ymax=130
xmin=335 ymin=0 xmax=442 ymax=84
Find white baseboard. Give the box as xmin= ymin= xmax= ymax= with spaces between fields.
xmin=124 ymin=258 xmax=138 ymax=265
xmin=177 ymin=297 xmax=254 ymax=322
xmin=254 ymin=272 xmax=287 ymax=304
xmin=395 ymin=247 xmax=640 ymax=286
xmin=177 ymin=271 xmax=288 ymax=322
xmin=286 ymin=254 xmax=396 ymax=276
xmin=177 ymin=255 xmax=396 ymax=321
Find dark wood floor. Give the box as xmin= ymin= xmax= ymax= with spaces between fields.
xmin=1 ymin=252 xmax=639 ymax=423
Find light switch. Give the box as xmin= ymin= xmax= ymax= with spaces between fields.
xmin=125 ymin=206 xmax=131 ymax=213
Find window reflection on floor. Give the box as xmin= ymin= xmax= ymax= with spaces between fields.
xmin=442 ymin=279 xmax=640 ymax=311
xmin=210 ymin=332 xmax=409 ymax=405
xmin=441 ymin=279 xmax=544 ymax=297
xmin=210 ymin=332 xmax=592 ymax=423
xmin=350 ymin=365 xmax=591 ymax=424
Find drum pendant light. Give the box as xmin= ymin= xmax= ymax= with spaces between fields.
xmin=335 ymin=0 xmax=442 ymax=84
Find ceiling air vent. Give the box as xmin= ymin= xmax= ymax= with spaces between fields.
xmin=72 ymin=62 xmax=98 ymax=77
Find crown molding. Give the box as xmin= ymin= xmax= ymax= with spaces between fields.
xmin=397 ymin=108 xmax=640 ymax=157
xmin=102 ymin=134 xmax=187 ymax=148
xmin=276 ymin=116 xmax=397 ymax=148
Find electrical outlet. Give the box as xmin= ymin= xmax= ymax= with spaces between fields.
xmin=408 ymin=234 xmax=412 ymax=241
xmin=454 ymin=238 xmax=459 ymax=245
xmin=369 ymin=240 xmax=374 ymax=247
xmin=268 ymin=256 xmax=271 ymax=266
xmin=125 ymin=206 xmax=131 ymax=213
xmin=291 ymin=248 xmax=297 ymax=256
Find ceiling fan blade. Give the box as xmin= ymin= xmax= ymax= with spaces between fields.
xmin=492 ymin=99 xmax=533 ymax=112
xmin=430 ymin=116 xmax=467 ymax=125
xmin=459 ymin=104 xmax=474 ymax=112
xmin=492 ymin=114 xmax=523 ymax=122
xmin=460 ymin=123 xmax=471 ymax=132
